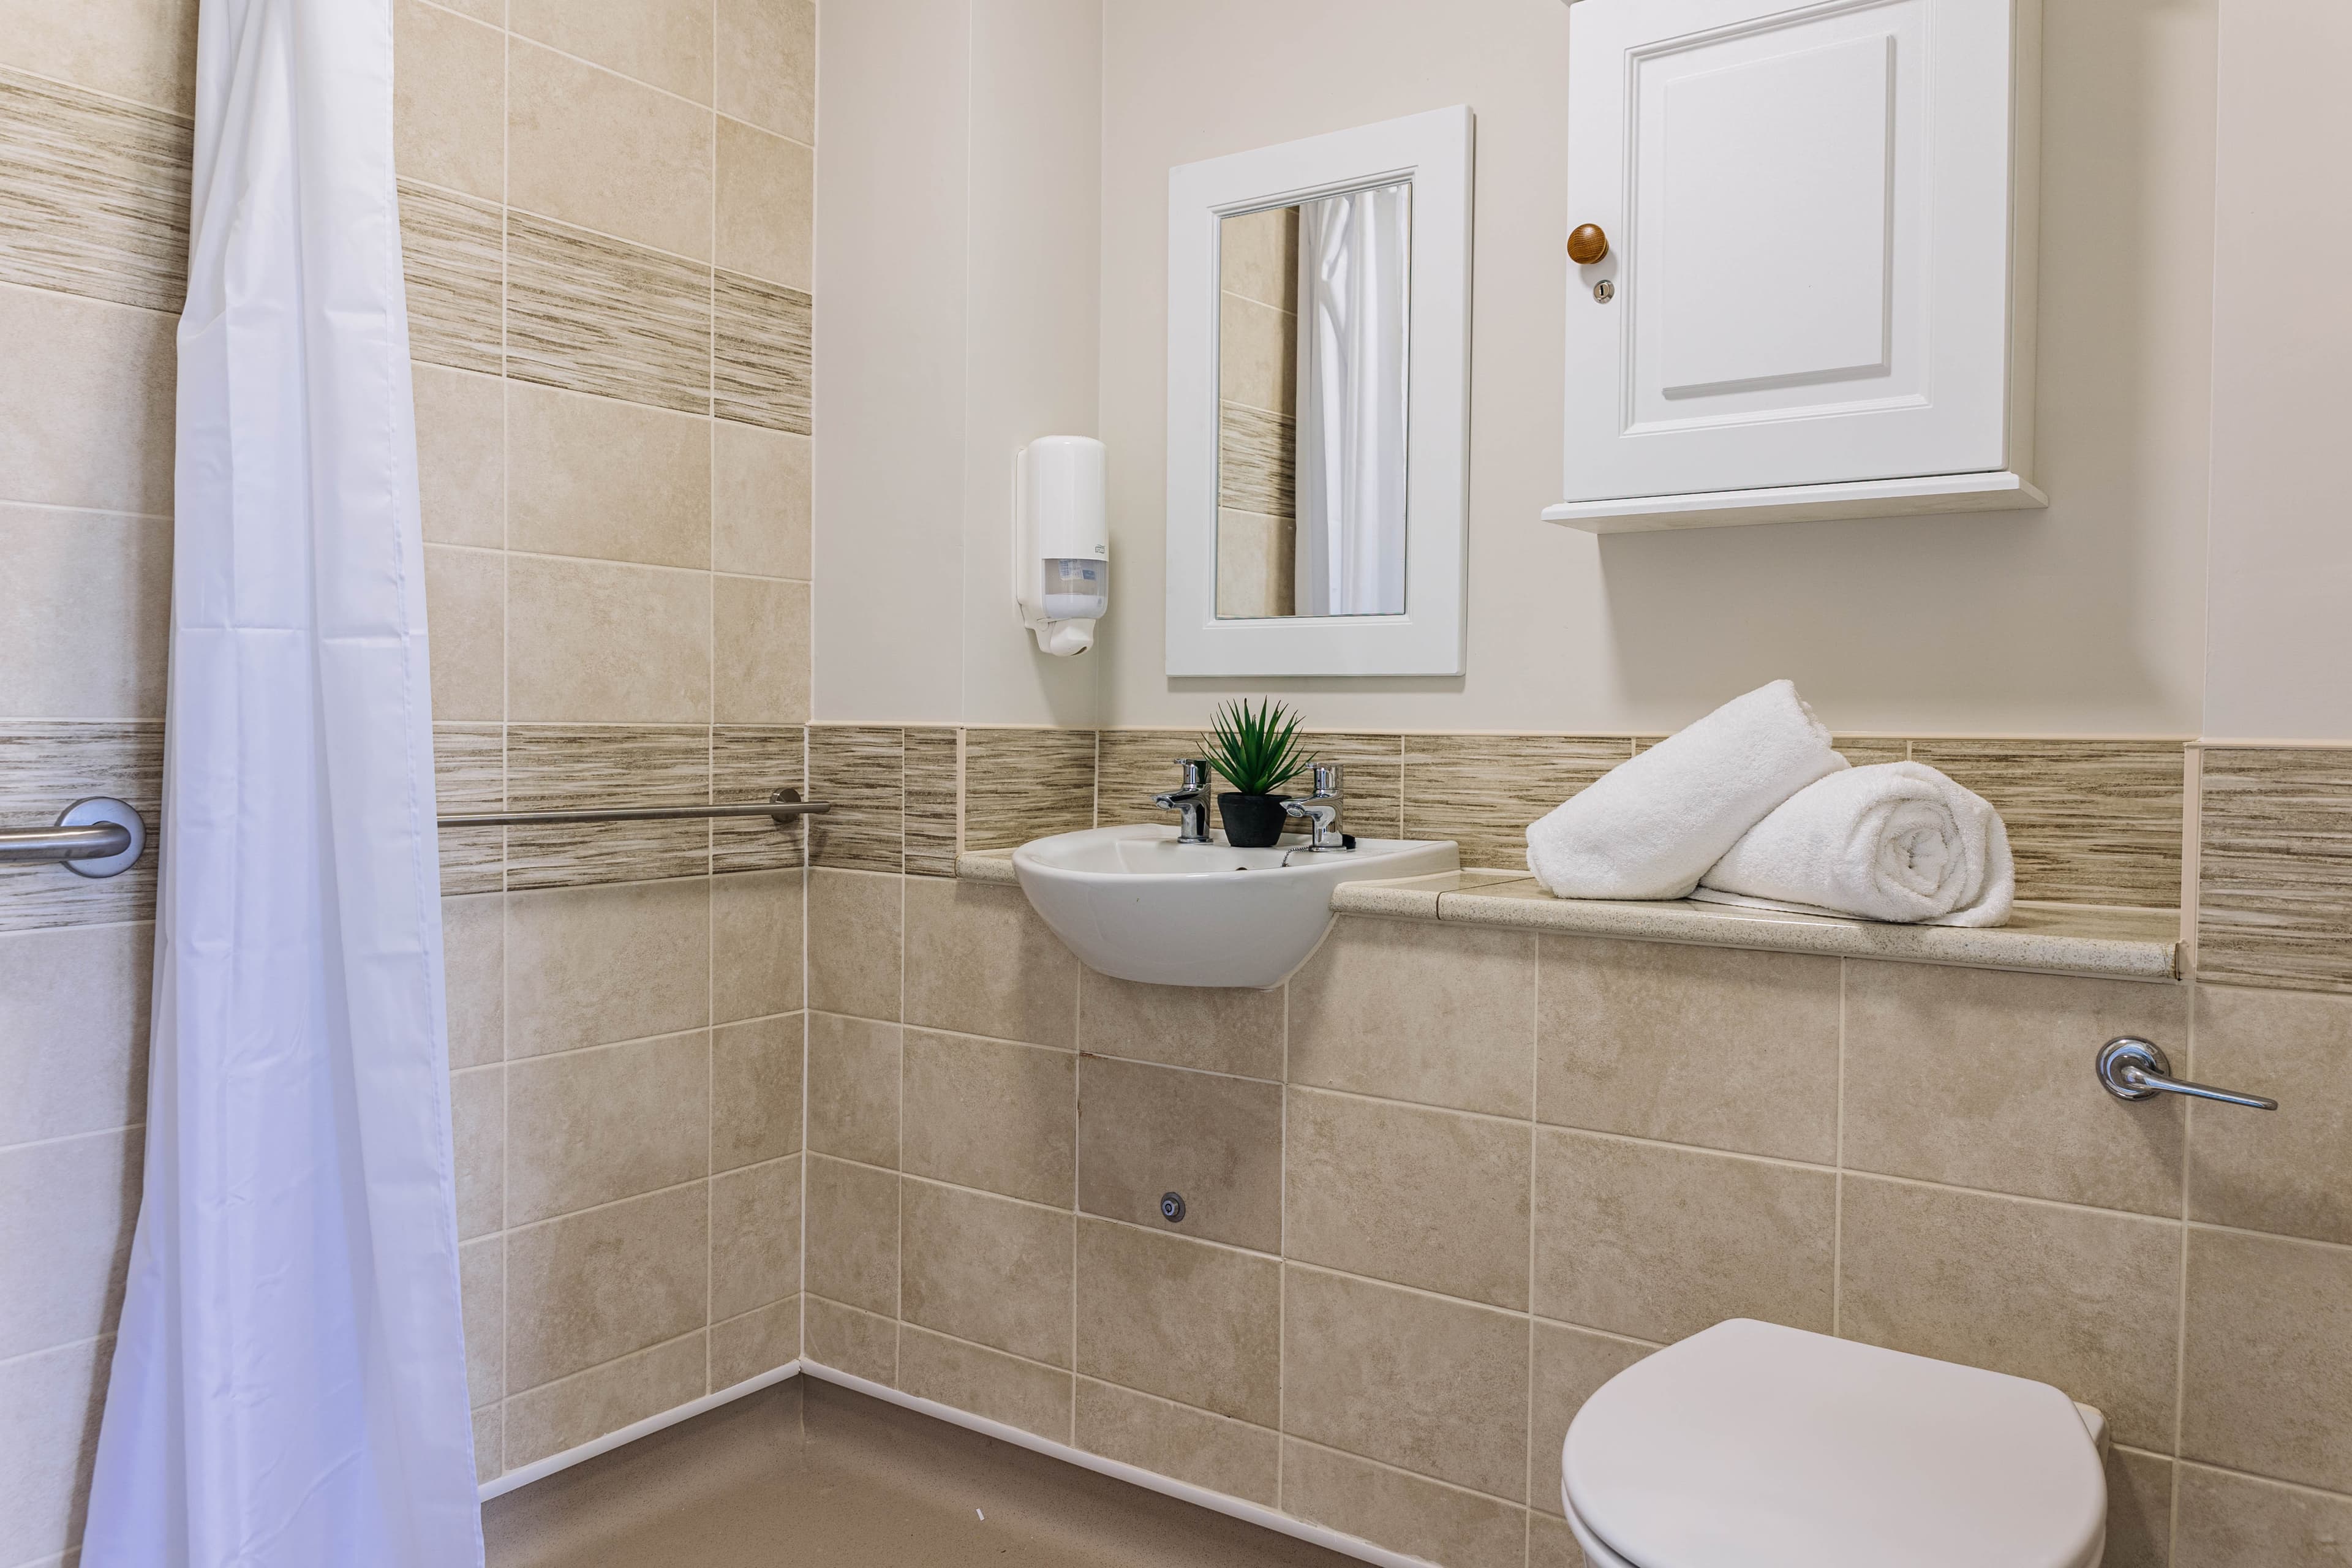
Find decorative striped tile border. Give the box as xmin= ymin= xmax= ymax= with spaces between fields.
xmin=0 ymin=67 xmax=189 ymax=313
xmin=1218 ymin=402 xmax=1293 ymax=516
xmin=806 ymin=725 xmax=902 ymax=873
xmin=2198 ymin=747 xmax=2352 ymax=993
xmin=399 ymin=180 xmax=504 ymax=377
xmin=1301 ymin=732 xmax=1405 ymax=842
xmin=506 ymin=210 xmax=712 ymax=415
xmin=503 ymin=725 xmax=710 ymax=889
xmin=1096 ymin=729 xmax=1211 ymax=831
xmin=713 ymin=269 xmax=810 ymax=433
xmin=962 ymin=729 xmax=1095 ymax=853
xmin=713 ymin=726 xmax=807 ymax=873
xmin=0 ymin=722 xmax=163 ymax=932
xmin=1403 ymin=734 xmax=1632 ymax=873
xmin=432 ymin=723 xmax=505 ymax=896
xmin=1911 ymin=740 xmax=2184 ymax=908
xmin=903 ymin=727 xmax=960 ymax=879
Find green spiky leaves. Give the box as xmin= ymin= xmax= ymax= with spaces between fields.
xmin=1200 ymin=698 xmax=1315 ymax=797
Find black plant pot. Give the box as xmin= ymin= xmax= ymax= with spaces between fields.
xmin=1218 ymin=793 xmax=1291 ymax=849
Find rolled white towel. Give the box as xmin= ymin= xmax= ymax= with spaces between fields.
xmin=1693 ymin=761 xmax=2015 ymax=927
xmin=1524 ymin=680 xmax=1848 ymax=899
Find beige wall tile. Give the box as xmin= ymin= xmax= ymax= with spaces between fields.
xmin=442 ymin=894 xmax=504 ymax=1072
xmin=804 ymin=1294 xmax=897 ymax=1385
xmin=712 ymin=1156 xmax=801 ymax=1317
xmin=451 ymin=1064 xmax=505 ymax=1239
xmin=2198 ymin=748 xmax=2352 ymax=994
xmin=1219 ymin=206 xmax=1297 ymax=310
xmin=460 ymin=1235 xmax=503 ymax=1410
xmin=712 ymin=270 xmax=811 ymax=433
xmin=0 ymin=1336 xmax=107 ymax=1564
xmin=2105 ymin=1446 xmax=2176 ymax=1568
xmin=711 ymin=1014 xmax=803 ymax=1171
xmin=711 ymin=869 xmax=803 ymax=1023
xmin=0 ymin=1127 xmax=139 ymax=1358
xmin=506 ymin=211 xmax=712 ymax=413
xmin=804 ymin=1153 xmax=898 ymax=1317
xmin=904 ymin=876 xmax=1079 ymax=1047
xmin=1536 ymin=937 xmax=1839 ymax=1164
xmin=0 ymin=67 xmax=189 ymax=312
xmin=424 ymin=545 xmax=504 ymax=722
xmin=1403 ymin=735 xmax=1630 ymax=873
xmin=716 ymin=116 xmax=812 ymax=290
xmin=808 ymin=869 xmax=902 ymax=1021
xmin=1286 ymin=1088 xmax=1530 ymax=1310
xmin=401 ymin=181 xmax=506 ymax=377
xmin=510 ymin=0 xmax=714 ymax=103
xmin=1074 ymin=1377 xmax=1280 ymax=1507
xmin=394 ymin=0 xmax=502 ymax=200
xmin=508 ymin=39 xmax=714 ymax=262
xmin=901 ymin=1179 xmax=1072 ymax=1368
xmin=716 ymin=0 xmax=815 ymax=143
xmin=0 ymin=505 xmax=170 ymax=720
xmin=1075 ymin=1218 xmax=1279 ymax=1425
xmin=2184 ymin=1226 xmax=2352 ymax=1491
xmin=714 ymin=574 xmax=812 ymax=725
xmin=502 ymin=723 xmax=711 ymax=889
xmin=505 ymin=1331 xmax=707 ymax=1468
xmin=710 ymin=1296 xmax=800 ymax=1387
xmin=507 ymin=1031 xmax=709 ymax=1223
xmin=2191 ymin=984 xmax=2352 ymax=1245
xmin=473 ymin=1402 xmax=502 ymax=1483
xmin=712 ymin=424 xmax=812 ymax=580
xmin=0 ymin=920 xmax=151 ymax=1144
xmin=508 ymin=384 xmax=711 ymax=570
xmin=1532 ymin=1129 xmax=1833 ymax=1343
xmin=903 ymin=728 xmax=961 ymax=878
xmin=1289 ymin=917 xmax=1536 ymax=1117
xmin=1078 ymin=1057 xmax=1281 ymax=1253
xmin=506 ymin=1182 xmax=708 ymax=1389
xmin=1214 ymin=507 xmax=1294 ymax=620
xmin=807 ymin=726 xmax=903 ymax=873
xmin=0 ymin=276 xmax=176 ymax=516
xmin=902 ymin=1029 xmax=1075 ymax=1206
xmin=0 ymin=0 xmax=199 ymax=113
xmin=507 ymin=554 xmax=712 ymax=724
xmin=1839 ymin=1175 xmax=2182 ymax=1449
xmin=1528 ymin=1321 xmax=1651 ymax=1520
xmin=2174 ymin=1463 xmax=2352 ymax=1568
xmin=1218 ymin=294 xmax=1294 ymax=416
xmin=1843 ymin=962 xmax=2188 ymax=1216
xmin=807 ymin=1012 xmax=901 ymax=1167
xmin=505 ymin=878 xmax=710 ymax=1057
xmin=962 ymin=728 xmax=1098 ymax=853
xmin=413 ymin=364 xmax=505 ymax=550
xmin=1077 ymin=971 xmax=1284 ymax=1080
xmin=1283 ymin=1265 xmax=1529 ymax=1500
xmin=1280 ymin=1439 xmax=1528 ymax=1568
xmin=896 ymin=1324 xmax=1072 ymax=1442
xmin=1527 ymin=1513 xmax=1588 ymax=1568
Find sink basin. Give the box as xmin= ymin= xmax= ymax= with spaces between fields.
xmin=1011 ymin=824 xmax=1460 ymax=988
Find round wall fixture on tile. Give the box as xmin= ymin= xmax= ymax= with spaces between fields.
xmin=1159 ymin=1191 xmax=1186 ymax=1224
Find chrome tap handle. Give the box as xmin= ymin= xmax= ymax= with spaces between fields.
xmin=1281 ymin=761 xmax=1348 ymax=852
xmin=2097 ymin=1037 xmax=2277 ymax=1111
xmin=1153 ymin=758 xmax=1213 ymax=845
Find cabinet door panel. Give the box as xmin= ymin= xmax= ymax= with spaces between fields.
xmin=1564 ymin=0 xmax=2022 ymax=502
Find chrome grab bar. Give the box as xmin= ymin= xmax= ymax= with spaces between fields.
xmin=2097 ymin=1036 xmax=2277 ymax=1112
xmin=0 ymin=797 xmax=148 ymax=879
xmin=437 ymin=788 xmax=829 ymax=829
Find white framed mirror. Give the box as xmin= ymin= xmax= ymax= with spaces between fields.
xmin=1165 ymin=105 xmax=1473 ymax=677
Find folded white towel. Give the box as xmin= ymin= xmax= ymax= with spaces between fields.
xmin=1693 ymin=761 xmax=2015 ymax=927
xmin=1524 ymin=680 xmax=1849 ymax=899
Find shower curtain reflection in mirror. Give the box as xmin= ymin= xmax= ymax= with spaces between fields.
xmin=1215 ymin=180 xmax=1411 ymax=620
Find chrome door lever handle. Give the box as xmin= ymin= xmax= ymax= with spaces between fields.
xmin=2097 ymin=1037 xmax=2277 ymax=1111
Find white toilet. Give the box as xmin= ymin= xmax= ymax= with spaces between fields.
xmin=1560 ymin=1319 xmax=2109 ymax=1568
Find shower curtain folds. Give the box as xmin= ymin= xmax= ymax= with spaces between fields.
xmin=81 ymin=1 xmax=485 ymax=1564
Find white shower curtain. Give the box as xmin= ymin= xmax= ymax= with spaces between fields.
xmin=81 ymin=0 xmax=483 ymax=1564
xmin=1294 ymin=183 xmax=1411 ymax=617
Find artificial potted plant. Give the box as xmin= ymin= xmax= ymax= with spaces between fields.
xmin=1202 ymin=698 xmax=1314 ymax=849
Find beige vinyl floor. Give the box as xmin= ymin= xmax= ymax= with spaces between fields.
xmin=483 ymin=1376 xmax=1356 ymax=1568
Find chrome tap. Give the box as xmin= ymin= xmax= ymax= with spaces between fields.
xmin=1282 ymin=762 xmax=1350 ymax=853
xmin=1153 ymin=758 xmax=1213 ymax=845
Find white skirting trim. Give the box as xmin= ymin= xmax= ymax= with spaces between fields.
xmin=475 ymin=1360 xmax=802 ymax=1502
xmin=795 ymin=1360 xmax=1438 ymax=1568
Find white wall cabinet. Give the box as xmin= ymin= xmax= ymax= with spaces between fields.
xmin=1546 ymin=0 xmax=2044 ymax=531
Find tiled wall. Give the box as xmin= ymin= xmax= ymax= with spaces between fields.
xmin=798 ymin=723 xmax=2352 ymax=1568
xmin=396 ymin=0 xmax=818 ymax=1490
xmin=1216 ymin=204 xmax=1298 ymax=620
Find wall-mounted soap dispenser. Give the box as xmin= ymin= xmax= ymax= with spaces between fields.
xmin=1014 ymin=436 xmax=1108 ymax=657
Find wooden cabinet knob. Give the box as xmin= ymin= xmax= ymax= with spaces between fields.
xmin=1567 ymin=224 xmax=1610 ymax=265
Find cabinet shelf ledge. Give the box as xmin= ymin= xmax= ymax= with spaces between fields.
xmin=1542 ymin=470 xmax=2048 ymax=532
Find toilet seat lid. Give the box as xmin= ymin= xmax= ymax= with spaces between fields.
xmin=1561 ymin=1320 xmax=2106 ymax=1568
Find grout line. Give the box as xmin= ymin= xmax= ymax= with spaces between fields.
xmin=1833 ymin=958 xmax=1846 ymax=1337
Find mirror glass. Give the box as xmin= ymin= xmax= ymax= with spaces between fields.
xmin=1215 ymin=181 xmax=1412 ymax=620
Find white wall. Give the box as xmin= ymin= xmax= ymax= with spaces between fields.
xmin=1096 ymin=0 xmax=2219 ymax=737
xmin=2199 ymin=0 xmax=2352 ymax=742
xmin=815 ymin=0 xmax=1102 ymax=725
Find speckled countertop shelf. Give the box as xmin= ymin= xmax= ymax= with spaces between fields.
xmin=955 ymin=851 xmax=2182 ymax=981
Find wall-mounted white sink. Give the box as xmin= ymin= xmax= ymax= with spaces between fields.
xmin=1011 ymin=824 xmax=1460 ymax=989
